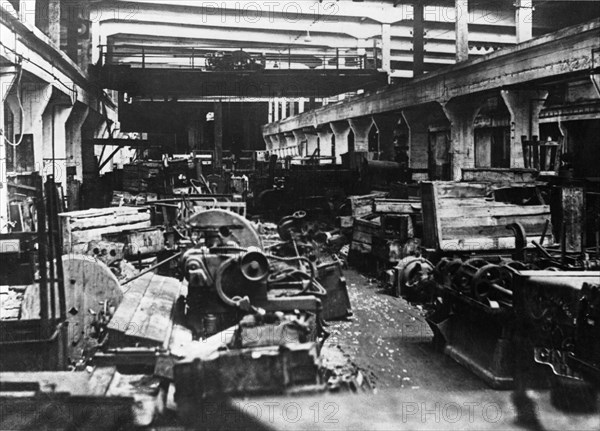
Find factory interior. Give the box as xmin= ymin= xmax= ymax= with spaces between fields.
xmin=1 ymin=0 xmax=600 ymax=429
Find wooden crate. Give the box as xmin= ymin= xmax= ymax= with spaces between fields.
xmin=345 ymin=192 xmax=387 ymax=218
xmin=351 ymin=214 xmax=381 ymax=254
xmin=60 ymin=207 xmax=152 ymax=254
xmin=421 ymin=182 xmax=552 ymax=251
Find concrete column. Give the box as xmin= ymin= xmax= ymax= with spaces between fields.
xmin=515 ymin=0 xmax=533 ymax=43
xmin=281 ymin=99 xmax=287 ymax=119
xmin=187 ymin=122 xmax=199 ymax=151
xmin=501 ymin=89 xmax=549 ymax=168
xmin=316 ymin=124 xmax=334 ymax=159
xmin=264 ymin=134 xmax=275 ymax=152
xmin=273 ymin=98 xmax=280 ymax=122
xmin=283 ymin=132 xmax=296 ymax=148
xmin=381 ymin=23 xmax=392 ymax=73
xmin=298 ymin=99 xmax=305 ymax=114
xmin=402 ymin=108 xmax=431 ymax=171
xmin=20 ymin=83 xmax=53 ymax=172
xmin=349 ymin=117 xmax=374 ymax=153
xmin=330 ymin=120 xmax=350 ymax=164
xmin=214 ymin=100 xmax=223 ymax=169
xmin=301 ymin=128 xmax=319 ymax=158
xmin=441 ymin=96 xmax=487 ymax=181
xmin=43 ymin=98 xmax=74 ymax=184
xmin=65 ymin=102 xmax=89 ymax=182
xmin=289 ymin=101 xmax=296 ymax=117
xmin=413 ymin=1 xmax=425 ymax=77
xmin=268 ymin=100 xmax=274 ymax=123
xmin=292 ymin=130 xmax=306 ymax=156
xmin=455 ymin=0 xmax=469 ymax=63
xmin=1 ymin=69 xmax=18 ymax=233
xmin=373 ymin=113 xmax=401 ymax=161
xmin=48 ymin=0 xmax=62 ymax=47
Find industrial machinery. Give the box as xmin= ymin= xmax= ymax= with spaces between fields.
xmin=177 ymin=209 xmax=328 ymax=339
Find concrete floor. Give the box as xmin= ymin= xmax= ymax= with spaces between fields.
xmin=321 ymin=268 xmax=488 ymax=392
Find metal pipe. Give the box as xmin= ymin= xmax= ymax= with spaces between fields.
xmin=35 ymin=173 xmax=49 ymax=323
xmin=121 ymin=251 xmax=183 ymax=286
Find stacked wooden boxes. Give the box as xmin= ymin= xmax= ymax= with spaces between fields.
xmin=60 ymin=207 xmax=152 ymax=254
xmin=345 ymin=192 xmax=387 ymax=259
xmin=122 ymin=161 xmax=162 ymax=193
xmin=371 ymin=198 xmax=422 ymax=263
xmin=420 ymin=182 xmax=552 ymax=252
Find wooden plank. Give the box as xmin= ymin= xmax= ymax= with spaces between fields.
xmin=109 ymin=274 xmax=181 ymax=347
xmin=442 ymin=223 xmax=549 ymax=240
xmin=436 ymin=204 xmax=550 ymax=218
xmin=107 ymin=274 xmax=152 ymax=336
xmin=59 ymin=207 xmax=147 ymax=219
xmin=69 ymin=213 xmax=150 ymax=231
xmin=462 ymin=168 xmax=537 ymax=183
xmin=439 ymin=237 xmax=539 ymax=251
xmin=431 ymin=182 xmax=489 ymax=199
xmin=71 ymin=221 xmax=152 ymax=245
xmin=440 ymin=214 xmax=551 ymax=228
xmin=374 ymin=199 xmax=421 ymax=214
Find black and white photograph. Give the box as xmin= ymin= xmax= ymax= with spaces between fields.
xmin=0 ymin=0 xmax=599 ymax=429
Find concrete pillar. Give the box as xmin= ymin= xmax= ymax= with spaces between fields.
xmin=214 ymin=100 xmax=223 ymax=169
xmin=316 ymin=124 xmax=334 ymax=160
xmin=441 ymin=96 xmax=487 ymax=181
xmin=264 ymin=134 xmax=275 ymax=152
xmin=281 ymin=99 xmax=287 ymax=119
xmin=43 ymin=97 xmax=74 ymax=184
xmin=330 ymin=120 xmax=350 ymax=164
xmin=273 ymin=98 xmax=280 ymax=122
xmin=187 ymin=122 xmax=199 ymax=151
xmin=455 ymin=0 xmax=469 ymax=63
xmin=402 ymin=108 xmax=431 ymax=171
xmin=65 ymin=102 xmax=89 ymax=182
xmin=0 ymin=68 xmax=18 ymax=233
xmin=298 ymin=99 xmax=306 ymax=114
xmin=413 ymin=1 xmax=425 ymax=77
xmin=501 ymin=89 xmax=549 ymax=168
xmin=373 ymin=113 xmax=401 ymax=161
xmin=48 ymin=0 xmax=62 ymax=47
xmin=268 ymin=100 xmax=274 ymax=123
xmin=289 ymin=101 xmax=296 ymax=117
xmin=381 ymin=23 xmax=392 ymax=73
xmin=349 ymin=117 xmax=374 ymax=153
xmin=20 ymin=83 xmax=53 ymax=172
xmin=301 ymin=128 xmax=319 ymax=158
xmin=515 ymin=0 xmax=533 ymax=43
xmin=283 ymin=132 xmax=296 ymax=148
xmin=292 ymin=130 xmax=306 ymax=156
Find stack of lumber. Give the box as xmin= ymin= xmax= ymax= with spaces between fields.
xmin=421 ymin=182 xmax=552 ymax=251
xmin=107 ymin=273 xmax=182 ymax=348
xmin=60 ymin=207 xmax=152 ymax=254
